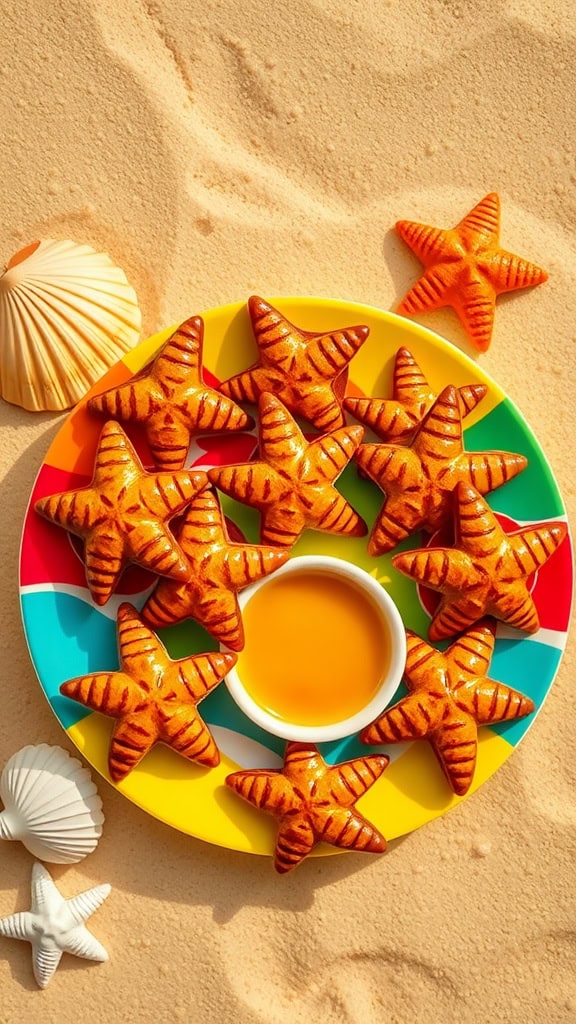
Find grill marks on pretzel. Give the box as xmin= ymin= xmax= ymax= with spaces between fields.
xmin=362 ymin=621 xmax=534 ymax=795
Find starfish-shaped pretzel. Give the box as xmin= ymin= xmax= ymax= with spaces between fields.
xmin=61 ymin=603 xmax=236 ymax=780
xmin=88 ymin=315 xmax=253 ymax=470
xmin=396 ymin=192 xmax=548 ymax=352
xmin=208 ymin=392 xmax=367 ymax=547
xmin=218 ymin=295 xmax=370 ymax=432
xmin=361 ymin=622 xmax=534 ymax=795
xmin=392 ymin=482 xmax=568 ymax=640
xmin=226 ymin=743 xmax=388 ymax=873
xmin=35 ymin=421 xmax=208 ymax=605
xmin=141 ymin=488 xmax=289 ymax=649
xmin=344 ymin=346 xmax=486 ymax=444
xmin=0 ymin=862 xmax=110 ymax=989
xmin=355 ymin=384 xmax=526 ymax=556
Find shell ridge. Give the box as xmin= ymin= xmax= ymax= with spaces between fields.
xmin=0 ymin=746 xmax=104 ymax=863
xmin=0 ymin=239 xmax=140 ymax=410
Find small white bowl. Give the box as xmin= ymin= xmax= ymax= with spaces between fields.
xmin=224 ymin=555 xmax=406 ymax=743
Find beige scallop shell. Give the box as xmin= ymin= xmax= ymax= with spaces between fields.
xmin=0 ymin=238 xmax=141 ymax=411
xmin=0 ymin=743 xmax=105 ymax=863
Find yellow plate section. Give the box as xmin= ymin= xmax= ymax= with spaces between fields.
xmin=67 ymin=712 xmax=513 ymax=855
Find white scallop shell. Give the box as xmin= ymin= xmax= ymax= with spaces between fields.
xmin=0 ymin=744 xmax=105 ymax=864
xmin=0 ymin=238 xmax=141 ymax=411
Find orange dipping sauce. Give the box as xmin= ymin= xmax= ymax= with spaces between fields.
xmin=236 ymin=570 xmax=390 ymax=727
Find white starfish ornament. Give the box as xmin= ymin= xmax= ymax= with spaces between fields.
xmin=0 ymin=862 xmax=110 ymax=988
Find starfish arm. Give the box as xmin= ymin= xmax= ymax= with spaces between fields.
xmin=510 ymin=523 xmax=568 ymax=574
xmin=195 ymin=588 xmax=245 ymax=650
xmin=450 ymin=483 xmax=504 ymax=556
xmin=326 ymin=755 xmax=388 ymax=806
xmin=176 ymin=489 xmax=229 ymax=549
xmin=397 ymin=267 xmax=452 ymax=316
xmin=458 ymin=383 xmax=487 ymax=418
xmin=183 ymin=386 xmax=254 ymax=434
xmin=452 ymin=276 xmax=497 ymax=353
xmin=344 ymin=396 xmax=418 ymax=442
xmin=458 ymin=451 xmax=527 ymax=498
xmin=311 ymin=806 xmax=387 ymax=856
xmin=368 ymin=494 xmax=425 ymax=556
xmin=66 ymin=885 xmax=112 ymax=926
xmin=433 ymin=713 xmax=479 ymax=796
xmin=33 ymin=941 xmax=64 ymax=989
xmin=305 ymin=324 xmax=370 ymax=380
xmin=392 ymin=346 xmax=434 ymax=404
xmin=392 ymin=547 xmax=482 ymax=593
xmin=447 ymin=621 xmax=496 ymax=681
xmin=60 ymin=670 xmax=142 ymax=716
xmin=247 ymin=295 xmax=296 ymax=364
xmin=260 ymin=503 xmax=306 ymax=547
xmin=484 ymin=248 xmax=548 ymax=296
xmin=218 ymin=365 xmax=272 ymax=405
xmin=257 ymin=392 xmax=308 ymax=463
xmin=208 ymin=461 xmax=282 ymax=512
xmin=226 ymin=769 xmax=300 ymax=816
xmin=116 ymin=602 xmax=168 ymax=675
xmin=84 ymin=528 xmax=125 ymax=606
xmin=355 ymin=442 xmax=422 ymax=493
xmin=35 ymin=487 xmax=99 ymax=537
xmin=87 ymin=375 xmax=158 ymax=424
xmin=30 ymin=862 xmax=64 ymax=912
xmin=63 ymin=926 xmax=108 ymax=963
xmin=429 ymin=593 xmax=490 ymax=642
xmin=108 ymin=711 xmax=160 ymax=781
xmin=0 ymin=911 xmax=36 ymax=942
xmin=223 ymin=543 xmax=289 ymax=590
xmin=274 ymin=815 xmax=316 ymax=873
xmin=362 ymin=692 xmax=442 ymax=745
xmin=167 ymin=651 xmax=236 ymax=702
xmin=140 ymin=577 xmax=194 ymax=630
xmin=403 ymin=631 xmax=450 ymax=690
xmin=296 ymin=384 xmax=346 ymax=433
xmin=310 ymin=489 xmax=367 ymax=539
xmin=91 ymin=420 xmax=141 ymax=488
xmin=454 ymin=678 xmax=534 ymax=726
xmin=153 ymin=315 xmax=204 ymax=380
xmin=145 ymin=414 xmax=193 ymax=472
xmin=159 ymin=705 xmax=220 ymax=767
xmin=413 ymin=384 xmax=463 ymax=461
xmin=395 ymin=219 xmax=453 ymax=265
xmin=490 ymin=585 xmax=540 ymax=634
xmin=124 ymin=520 xmax=189 ymax=580
xmin=456 ymin=192 xmax=500 ymax=251
xmin=308 ymin=425 xmax=364 ymax=480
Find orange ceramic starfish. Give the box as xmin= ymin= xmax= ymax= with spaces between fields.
xmin=218 ymin=296 xmax=370 ymax=432
xmin=344 ymin=346 xmax=487 ymax=444
xmin=226 ymin=742 xmax=388 ymax=873
xmin=141 ymin=488 xmax=289 ymax=649
xmin=362 ymin=622 xmax=534 ymax=795
xmin=35 ymin=421 xmax=208 ymax=605
xmin=396 ymin=193 xmax=548 ymax=352
xmin=355 ymin=384 xmax=526 ymax=556
xmin=60 ymin=603 xmax=236 ymax=780
xmin=208 ymin=392 xmax=367 ymax=547
xmin=392 ymin=482 xmax=568 ymax=640
xmin=88 ymin=316 xmax=253 ymax=470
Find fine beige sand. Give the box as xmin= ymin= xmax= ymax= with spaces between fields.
xmin=1 ymin=2 xmax=576 ymax=1021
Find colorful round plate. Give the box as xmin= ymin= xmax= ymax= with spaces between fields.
xmin=19 ymin=298 xmax=573 ymax=856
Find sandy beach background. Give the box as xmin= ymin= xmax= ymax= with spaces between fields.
xmin=1 ymin=1 xmax=575 ymax=1021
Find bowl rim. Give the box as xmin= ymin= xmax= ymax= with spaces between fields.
xmin=223 ymin=554 xmax=407 ymax=742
